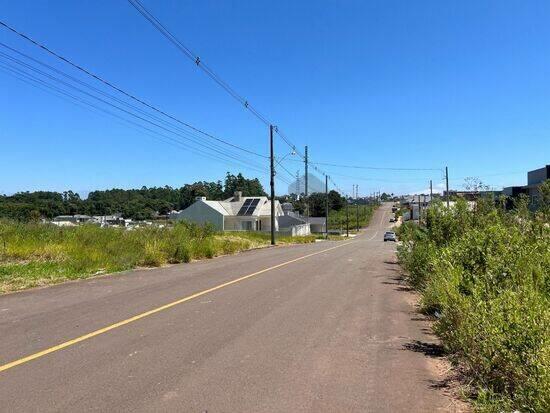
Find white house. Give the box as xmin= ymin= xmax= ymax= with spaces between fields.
xmin=172 ymin=191 xmax=285 ymax=232
xmin=51 ymin=214 xmax=93 ymax=226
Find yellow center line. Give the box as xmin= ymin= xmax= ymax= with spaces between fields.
xmin=0 ymin=241 xmax=354 ymax=374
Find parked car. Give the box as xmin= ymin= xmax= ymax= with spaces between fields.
xmin=383 ymin=231 xmax=397 ymax=242
xmin=389 ymin=216 xmax=396 ymax=222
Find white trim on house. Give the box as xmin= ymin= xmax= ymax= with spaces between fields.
xmin=171 ymin=192 xmax=286 ymax=232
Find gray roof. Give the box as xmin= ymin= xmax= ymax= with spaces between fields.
xmin=193 ymin=196 xmax=280 ymax=217
xmin=53 ymin=214 xmax=92 ymax=221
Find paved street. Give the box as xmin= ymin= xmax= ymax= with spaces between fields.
xmin=0 ymin=204 xmax=451 ymax=412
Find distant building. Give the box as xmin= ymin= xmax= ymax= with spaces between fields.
xmin=279 ymin=201 xmax=326 ymax=234
xmin=51 ymin=213 xmax=134 ymax=227
xmin=526 ymin=165 xmax=550 ymax=204
xmin=93 ymin=213 xmax=128 ymax=227
xmin=288 ymin=173 xmax=324 ymax=195
xmin=172 ymin=191 xmax=286 ymax=232
xmin=503 ymin=164 xmax=549 ymax=207
xmin=307 ymin=217 xmax=326 ymax=233
xmin=442 ymin=190 xmax=501 ymax=201
xmin=401 ymin=195 xmax=432 ymax=221
xmin=52 ymin=215 xmax=93 ymax=226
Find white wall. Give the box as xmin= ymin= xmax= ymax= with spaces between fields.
xmin=176 ymin=201 xmax=224 ymax=230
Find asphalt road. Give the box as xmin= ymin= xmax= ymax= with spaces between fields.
xmin=0 ymin=204 xmax=451 ymax=412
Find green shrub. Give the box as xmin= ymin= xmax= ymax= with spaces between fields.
xmin=397 ymin=198 xmax=550 ymax=411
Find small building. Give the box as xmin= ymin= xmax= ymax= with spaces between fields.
xmin=92 ymin=213 xmax=128 ymax=227
xmin=526 ymin=165 xmax=550 ymax=205
xmin=401 ymin=195 xmax=432 ymax=221
xmin=52 ymin=214 xmax=93 ymax=226
xmin=172 ymin=191 xmax=284 ymax=232
xmin=442 ymin=190 xmax=501 ymax=201
xmin=307 ymin=217 xmax=326 ymax=234
xmin=503 ymin=164 xmax=549 ymax=208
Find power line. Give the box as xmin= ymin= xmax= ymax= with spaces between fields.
xmin=315 ymin=169 xmax=439 ymax=184
xmin=306 ymin=161 xmax=443 ymax=172
xmin=0 ymin=42 xmax=251 ymax=159
xmin=0 ymin=18 xmax=343 ymax=195
xmin=0 ymin=67 xmax=266 ymax=178
xmin=124 ymin=3 xmax=357 ymax=193
xmin=0 ymin=20 xmax=267 ymax=160
xmin=0 ymin=57 xmax=269 ymax=176
xmin=277 ymin=162 xmax=297 ymax=181
xmin=0 ymin=51 xmax=267 ymax=174
xmin=126 ymin=0 xmax=273 ymax=126
xmin=125 ymin=1 xmax=310 ymax=161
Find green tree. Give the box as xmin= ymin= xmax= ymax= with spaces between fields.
xmin=223 ymin=173 xmax=266 ymax=198
xmin=537 ymin=179 xmax=550 ymax=220
xmin=328 ymin=190 xmax=345 ymax=211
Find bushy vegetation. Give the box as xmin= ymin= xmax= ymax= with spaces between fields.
xmin=328 ymin=204 xmax=376 ymax=231
xmin=283 ymin=190 xmax=347 ymax=217
xmin=0 ymin=172 xmax=266 ymax=221
xmin=280 ymin=192 xmax=377 ymax=231
xmin=397 ymin=192 xmax=550 ymax=412
xmin=0 ymin=220 xmax=315 ymax=294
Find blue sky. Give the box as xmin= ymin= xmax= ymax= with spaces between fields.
xmin=1 ymin=0 xmax=549 ymax=196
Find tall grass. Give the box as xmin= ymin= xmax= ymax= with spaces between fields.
xmin=397 ymin=198 xmax=550 ymax=412
xmin=328 ymin=204 xmax=376 ymax=231
xmin=0 ymin=220 xmax=315 ymax=293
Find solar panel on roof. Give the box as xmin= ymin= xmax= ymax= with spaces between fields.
xmin=243 ymin=198 xmax=260 ymax=215
xmin=237 ymin=198 xmax=254 ymax=216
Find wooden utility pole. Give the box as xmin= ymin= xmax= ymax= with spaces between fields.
xmin=418 ymin=194 xmax=422 ymax=224
xmin=270 ymin=125 xmax=275 ymax=245
xmin=445 ymin=166 xmax=450 ymax=208
xmin=346 ymin=195 xmax=349 ymax=237
xmin=305 ymin=145 xmax=309 ymax=222
xmin=355 ymin=184 xmax=359 ymax=232
xmin=325 ymin=175 xmax=329 ymax=239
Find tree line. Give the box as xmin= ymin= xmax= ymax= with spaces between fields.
xmin=1 ymin=170 xmax=358 ymax=222
xmin=0 ymin=173 xmax=266 ymax=221
xmin=281 ymin=190 xmax=347 ymax=217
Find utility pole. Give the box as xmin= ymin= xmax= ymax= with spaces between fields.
xmin=423 ymin=194 xmax=426 ymax=223
xmin=418 ymin=194 xmax=422 ymax=225
xmin=305 ymin=145 xmax=309 ymax=222
xmin=445 ymin=166 xmax=450 ymax=208
xmin=270 ymin=125 xmax=275 ymax=245
xmin=356 ymin=184 xmax=359 ymax=232
xmin=325 ymin=175 xmax=329 ymax=239
xmin=346 ymin=194 xmax=349 ymax=237
xmin=430 ymin=180 xmax=433 ymax=201
xmin=296 ymin=170 xmax=300 ymax=198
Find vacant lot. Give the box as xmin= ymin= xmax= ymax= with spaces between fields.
xmin=397 ymin=197 xmax=549 ymax=412
xmin=0 ymin=220 xmax=315 ymax=293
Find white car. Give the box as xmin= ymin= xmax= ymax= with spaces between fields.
xmin=383 ymin=231 xmax=397 ymax=242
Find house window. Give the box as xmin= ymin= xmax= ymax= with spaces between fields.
xmin=242 ymin=221 xmax=253 ymax=231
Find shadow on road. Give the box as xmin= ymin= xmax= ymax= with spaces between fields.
xmin=380 ymin=273 xmax=414 ymax=292
xmin=403 ymin=340 xmax=444 ymax=358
